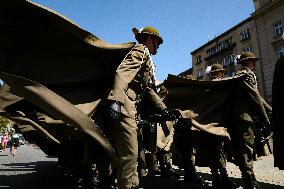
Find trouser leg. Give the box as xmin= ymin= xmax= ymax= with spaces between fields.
xmin=148 ymin=153 xmax=159 ymax=173
xmin=230 ymin=120 xmax=255 ymax=188
xmin=111 ymin=116 xmax=139 ymax=189
xmin=137 ymin=148 xmax=147 ymax=177
xmin=137 ymin=128 xmax=147 ymax=178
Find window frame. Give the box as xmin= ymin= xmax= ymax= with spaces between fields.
xmin=274 ymin=21 xmax=283 ymax=37
xmin=277 ymin=46 xmax=284 ymax=58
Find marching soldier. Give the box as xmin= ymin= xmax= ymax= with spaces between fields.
xmin=104 ymin=26 xmax=179 ymax=189
xmin=208 ymin=64 xmax=237 ymax=189
xmin=209 ymin=63 xmax=226 ymax=80
xmin=172 ymin=74 xmax=204 ymax=184
xmin=229 ymin=52 xmax=265 ymax=189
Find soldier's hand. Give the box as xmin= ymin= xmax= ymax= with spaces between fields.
xmin=108 ymin=100 xmax=123 ymax=123
xmin=162 ymin=108 xmax=181 ymax=121
xmin=173 ymin=118 xmax=188 ymax=132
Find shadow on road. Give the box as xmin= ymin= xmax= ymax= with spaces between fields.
xmin=0 ymin=161 xmax=284 ymax=189
xmin=0 ymin=161 xmax=76 ymax=189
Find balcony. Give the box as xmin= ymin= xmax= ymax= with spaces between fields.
xmin=205 ymin=43 xmax=236 ymax=60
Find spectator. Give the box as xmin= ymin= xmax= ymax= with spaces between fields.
xmin=10 ymin=131 xmax=20 ymax=156
xmin=1 ymin=133 xmax=9 ymax=151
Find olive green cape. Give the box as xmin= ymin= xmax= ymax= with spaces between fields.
xmin=163 ymin=74 xmax=272 ymax=159
xmin=0 ymin=0 xmax=136 ymax=166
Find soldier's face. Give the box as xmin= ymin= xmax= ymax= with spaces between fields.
xmin=145 ymin=36 xmax=160 ymax=55
xmin=244 ymin=60 xmax=255 ymax=71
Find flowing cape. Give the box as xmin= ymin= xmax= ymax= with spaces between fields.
xmin=0 ymin=0 xmax=136 ymax=166
xmin=163 ymin=75 xmax=272 ymax=158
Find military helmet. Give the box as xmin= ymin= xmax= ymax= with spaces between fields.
xmin=135 ymin=26 xmax=163 ymax=45
xmin=210 ymin=64 xmax=226 ymax=73
xmin=237 ymin=52 xmax=259 ymax=64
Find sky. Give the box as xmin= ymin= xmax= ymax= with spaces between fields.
xmin=32 ymin=0 xmax=255 ymax=82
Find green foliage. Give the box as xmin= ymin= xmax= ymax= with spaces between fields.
xmin=0 ymin=116 xmax=10 ymax=133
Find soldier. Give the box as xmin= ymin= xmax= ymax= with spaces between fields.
xmin=230 ymin=52 xmax=264 ymax=189
xmin=208 ymin=64 xmax=237 ymax=189
xmin=172 ymin=74 xmax=204 ymax=184
xmin=105 ymin=26 xmax=179 ymax=189
xmin=155 ymin=85 xmax=180 ymax=179
xmin=209 ymin=63 xmax=226 ymax=80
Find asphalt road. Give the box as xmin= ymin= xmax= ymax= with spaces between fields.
xmin=0 ymin=144 xmax=284 ymax=189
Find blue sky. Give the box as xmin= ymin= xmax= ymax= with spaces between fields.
xmin=32 ymin=0 xmax=255 ymax=82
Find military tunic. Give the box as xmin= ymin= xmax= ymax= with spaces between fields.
xmin=107 ymin=44 xmax=166 ymax=189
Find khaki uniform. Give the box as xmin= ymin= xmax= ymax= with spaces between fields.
xmin=107 ymin=44 xmax=166 ymax=189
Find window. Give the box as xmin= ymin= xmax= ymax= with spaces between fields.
xmin=240 ymin=29 xmax=250 ymax=41
xmin=222 ymin=57 xmax=228 ymax=67
xmin=274 ymin=21 xmax=283 ymax=37
xmin=206 ymin=37 xmax=233 ymax=57
xmin=196 ymin=55 xmax=202 ymax=64
xmin=242 ymin=46 xmax=251 ymax=52
xmin=277 ymin=46 xmax=284 ymax=58
xmin=221 ymin=41 xmax=226 ymax=49
xmin=229 ymin=54 xmax=235 ymax=64
xmin=197 ymin=68 xmax=203 ymax=79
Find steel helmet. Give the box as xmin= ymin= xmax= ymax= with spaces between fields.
xmin=237 ymin=52 xmax=259 ymax=64
xmin=135 ymin=26 xmax=163 ymax=44
xmin=210 ymin=64 xmax=226 ymax=73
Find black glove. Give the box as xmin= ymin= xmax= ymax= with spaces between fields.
xmin=108 ymin=100 xmax=122 ymax=122
xmin=173 ymin=118 xmax=190 ymax=132
xmin=162 ymin=108 xmax=181 ymax=121
xmin=147 ymin=114 xmax=164 ymax=123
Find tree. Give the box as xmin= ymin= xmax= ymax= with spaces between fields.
xmin=0 ymin=116 xmax=10 ymax=133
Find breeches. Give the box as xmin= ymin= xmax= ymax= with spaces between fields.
xmin=229 ymin=120 xmax=255 ymax=177
xmin=110 ymin=115 xmax=139 ymax=189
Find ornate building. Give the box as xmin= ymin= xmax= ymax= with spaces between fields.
xmin=252 ymin=0 xmax=284 ymax=103
xmin=190 ymin=17 xmax=261 ymax=84
xmin=189 ymin=0 xmax=284 ymax=103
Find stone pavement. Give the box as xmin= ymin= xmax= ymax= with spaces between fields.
xmin=141 ymin=154 xmax=284 ymax=189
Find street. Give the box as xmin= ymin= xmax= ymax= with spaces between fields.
xmin=0 ymin=144 xmax=284 ymax=189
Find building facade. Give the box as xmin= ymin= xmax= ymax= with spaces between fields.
xmin=189 ymin=0 xmax=284 ymax=103
xmin=190 ymin=17 xmax=264 ymax=93
xmin=252 ymin=0 xmax=284 ymax=103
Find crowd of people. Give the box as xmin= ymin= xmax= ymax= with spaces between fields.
xmin=0 ymin=129 xmax=21 ymax=156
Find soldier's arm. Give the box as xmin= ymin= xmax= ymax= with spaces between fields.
xmin=108 ymin=45 xmax=146 ymax=104
xmin=143 ymin=87 xmax=167 ymax=112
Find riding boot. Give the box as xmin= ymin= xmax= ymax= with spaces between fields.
xmin=159 ymin=157 xmax=173 ymax=178
xmin=219 ymin=168 xmax=237 ymax=189
xmin=157 ymin=151 xmax=178 ymax=178
xmin=243 ymin=174 xmax=263 ymax=189
xmin=184 ymin=160 xmax=203 ymax=183
xmin=165 ymin=162 xmax=181 ymax=178
xmin=210 ymin=166 xmax=221 ymax=189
